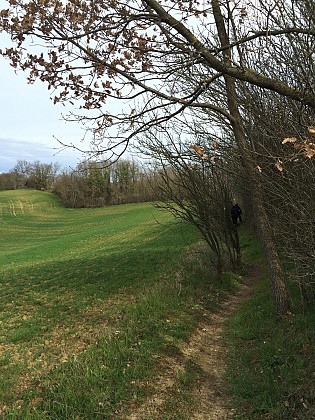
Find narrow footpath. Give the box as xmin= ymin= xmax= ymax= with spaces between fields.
xmin=121 ymin=267 xmax=258 ymax=419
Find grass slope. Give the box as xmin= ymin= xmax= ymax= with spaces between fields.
xmin=0 ymin=190 xmax=219 ymax=418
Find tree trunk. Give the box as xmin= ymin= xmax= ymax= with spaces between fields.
xmin=251 ymin=180 xmax=291 ymax=315
xmin=230 ymin=226 xmax=242 ymax=270
xmin=212 ymin=0 xmax=290 ymax=315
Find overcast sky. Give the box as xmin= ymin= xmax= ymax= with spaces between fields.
xmin=0 ymin=54 xmax=85 ymax=173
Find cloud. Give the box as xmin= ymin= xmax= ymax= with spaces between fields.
xmin=0 ymin=137 xmax=82 ymax=173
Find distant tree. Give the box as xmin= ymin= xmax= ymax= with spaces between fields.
xmin=0 ymin=172 xmax=19 ymax=190
xmin=85 ymin=162 xmax=111 ymax=206
xmin=110 ymin=160 xmax=137 ymax=203
xmin=13 ymin=160 xmax=61 ymax=190
xmin=53 ymin=158 xmax=158 ymax=207
xmin=12 ymin=160 xmax=32 ymax=188
xmin=53 ymin=170 xmax=88 ymax=208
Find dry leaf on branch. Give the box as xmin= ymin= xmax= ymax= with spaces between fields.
xmin=282 ymin=137 xmax=297 ymax=144
xmin=307 ymin=126 xmax=315 ymax=136
xmin=275 ymin=160 xmax=284 ymax=172
xmin=304 ymin=144 xmax=315 ymax=159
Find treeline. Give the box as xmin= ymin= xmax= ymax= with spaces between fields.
xmin=54 ymin=160 xmax=160 ymax=207
xmin=0 ymin=158 xmax=160 ymax=207
xmin=0 ymin=160 xmax=61 ymax=191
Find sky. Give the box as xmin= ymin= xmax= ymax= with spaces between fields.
xmin=0 ymin=54 xmax=85 ymax=173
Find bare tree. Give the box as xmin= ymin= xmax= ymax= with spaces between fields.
xmin=139 ymin=126 xmax=241 ymax=277
xmin=240 ymin=88 xmax=315 ymax=306
xmin=13 ymin=160 xmax=60 ymax=190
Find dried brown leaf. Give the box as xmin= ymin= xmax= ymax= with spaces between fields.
xmin=282 ymin=137 xmax=297 ymax=144
xmin=275 ymin=160 xmax=284 ymax=172
xmin=307 ymin=126 xmax=315 ymax=136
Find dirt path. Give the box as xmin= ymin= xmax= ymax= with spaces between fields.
xmin=179 ymin=281 xmax=254 ymax=419
xmin=123 ymin=274 xmax=256 ymax=419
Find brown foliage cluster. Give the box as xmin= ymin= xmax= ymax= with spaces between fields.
xmin=1 ymin=0 xmax=156 ymax=114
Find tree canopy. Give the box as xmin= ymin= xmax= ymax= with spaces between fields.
xmin=1 ymin=0 xmax=314 ymax=157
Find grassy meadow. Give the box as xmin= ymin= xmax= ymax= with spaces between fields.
xmin=2 ymin=190 xmax=313 ymax=419
xmin=0 ymin=189 xmax=226 ymax=418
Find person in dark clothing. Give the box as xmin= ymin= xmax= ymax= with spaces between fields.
xmin=235 ymin=203 xmax=242 ymax=223
xmin=231 ymin=203 xmax=242 ymax=226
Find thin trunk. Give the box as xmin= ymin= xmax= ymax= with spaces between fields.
xmin=230 ymin=226 xmax=242 ymax=269
xmin=251 ymin=181 xmax=291 ymax=315
xmin=212 ymin=0 xmax=290 ymax=315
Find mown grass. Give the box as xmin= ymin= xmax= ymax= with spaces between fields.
xmin=0 ymin=190 xmax=228 ymax=418
xmin=225 ymin=230 xmax=315 ymax=419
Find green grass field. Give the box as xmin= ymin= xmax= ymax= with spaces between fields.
xmin=2 ymin=190 xmax=313 ymax=419
xmin=1 ymin=190 xmax=222 ymax=418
